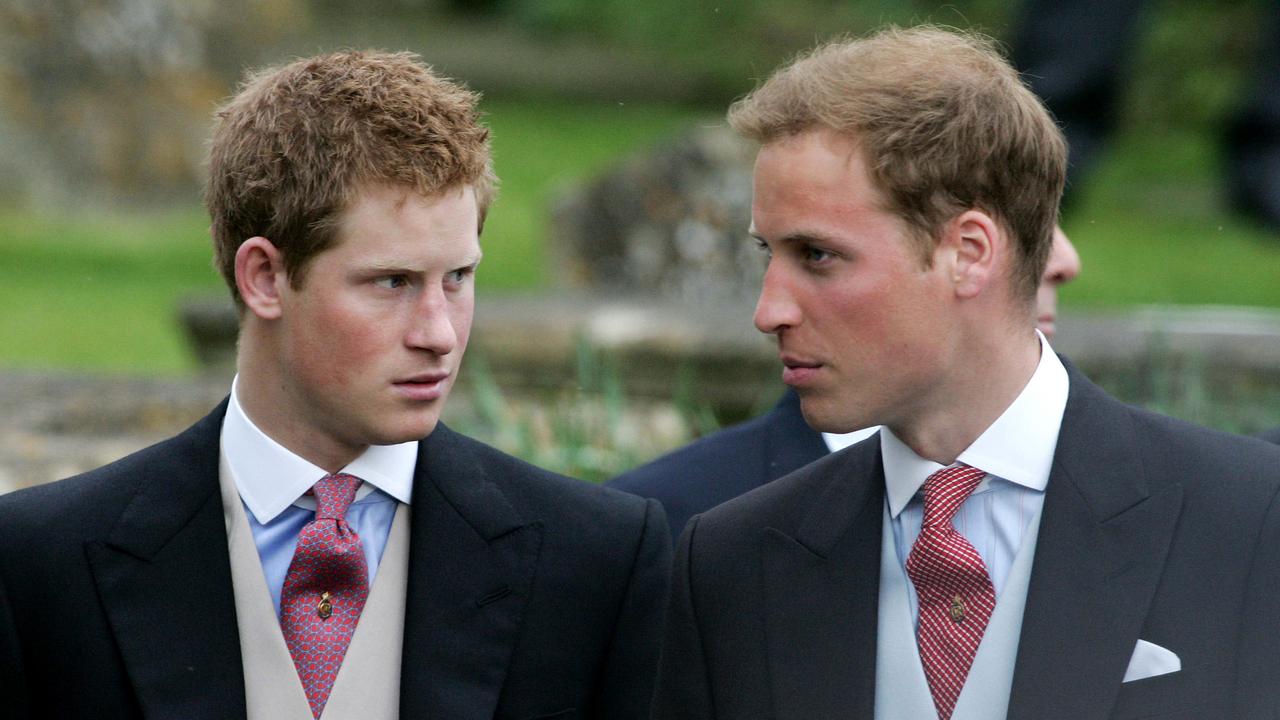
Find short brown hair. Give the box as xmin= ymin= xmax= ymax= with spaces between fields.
xmin=205 ymin=50 xmax=496 ymax=307
xmin=729 ymin=26 xmax=1066 ymax=301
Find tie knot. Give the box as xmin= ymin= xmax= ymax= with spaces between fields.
xmin=920 ymin=465 xmax=986 ymax=528
xmin=310 ymin=473 xmax=362 ymax=521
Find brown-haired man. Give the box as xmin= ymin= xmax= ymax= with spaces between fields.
xmin=652 ymin=26 xmax=1280 ymax=720
xmin=0 ymin=51 xmax=669 ymax=719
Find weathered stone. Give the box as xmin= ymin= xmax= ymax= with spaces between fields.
xmin=550 ymin=125 xmax=762 ymax=305
xmin=179 ymin=296 xmax=240 ymax=371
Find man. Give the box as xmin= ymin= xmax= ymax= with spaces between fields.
xmin=0 ymin=52 xmax=669 ymax=719
xmin=652 ymin=27 xmax=1280 ymax=719
xmin=609 ymin=229 xmax=1081 ymax=545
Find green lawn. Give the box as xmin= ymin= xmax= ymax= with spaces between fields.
xmin=0 ymin=209 xmax=219 ymax=373
xmin=2 ymin=107 xmax=1278 ymax=375
xmin=1062 ymin=129 xmax=1280 ymax=309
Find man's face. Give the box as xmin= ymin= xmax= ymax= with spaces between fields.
xmin=751 ymin=128 xmax=959 ymax=434
xmin=1035 ymin=226 xmax=1082 ymax=340
xmin=274 ymin=184 xmax=480 ymax=460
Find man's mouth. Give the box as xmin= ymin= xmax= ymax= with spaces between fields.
xmin=393 ymin=371 xmax=450 ymax=400
xmin=780 ymin=355 xmax=822 ymax=386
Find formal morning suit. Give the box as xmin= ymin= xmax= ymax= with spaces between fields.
xmin=608 ymin=390 xmax=827 ymax=545
xmin=652 ymin=362 xmax=1280 ymax=719
xmin=0 ymin=399 xmax=671 ymax=720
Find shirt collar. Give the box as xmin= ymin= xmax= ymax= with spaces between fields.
xmin=221 ymin=375 xmax=417 ymax=524
xmin=881 ymin=331 xmax=1069 ymax=518
xmin=822 ymin=425 xmax=881 ymax=453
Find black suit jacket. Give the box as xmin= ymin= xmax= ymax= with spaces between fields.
xmin=653 ymin=365 xmax=1280 ymax=719
xmin=0 ymin=399 xmax=671 ymax=720
xmin=608 ymin=390 xmax=827 ymax=545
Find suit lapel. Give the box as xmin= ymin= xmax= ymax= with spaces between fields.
xmin=761 ymin=440 xmax=884 ymax=720
xmin=1007 ymin=368 xmax=1182 ymax=720
xmin=399 ymin=425 xmax=542 ymax=719
xmin=86 ymin=400 xmax=248 ymax=719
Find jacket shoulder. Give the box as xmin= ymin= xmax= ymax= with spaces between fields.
xmin=1 ymin=435 xmax=193 ymax=539
xmin=1128 ymin=404 xmax=1280 ymax=492
xmin=0 ymin=401 xmax=225 ymax=551
xmin=695 ymin=437 xmax=879 ymax=540
xmin=1258 ymin=426 xmax=1280 ymax=445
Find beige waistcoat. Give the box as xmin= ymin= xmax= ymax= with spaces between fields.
xmin=219 ymin=456 xmax=409 ymax=720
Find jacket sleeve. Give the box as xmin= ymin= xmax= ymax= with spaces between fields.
xmin=591 ymin=497 xmax=673 ymax=720
xmin=1234 ymin=481 xmax=1280 ymax=718
xmin=650 ymin=515 xmax=714 ymax=720
xmin=0 ymin=563 xmax=32 ymax=720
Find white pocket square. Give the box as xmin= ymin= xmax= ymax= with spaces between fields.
xmin=1122 ymin=639 xmax=1181 ymax=683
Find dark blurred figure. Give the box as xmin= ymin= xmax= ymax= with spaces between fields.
xmin=1012 ymin=0 xmax=1280 ymax=230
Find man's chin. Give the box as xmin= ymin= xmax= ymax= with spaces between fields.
xmin=797 ymin=395 xmax=864 ymax=435
xmin=373 ymin=414 xmax=441 ymax=445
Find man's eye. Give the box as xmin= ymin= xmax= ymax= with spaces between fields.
xmin=804 ymin=246 xmax=833 ymax=264
xmin=753 ymin=238 xmax=773 ymax=258
xmin=373 ymin=275 xmax=408 ymax=289
xmin=445 ymin=266 xmax=475 ymax=285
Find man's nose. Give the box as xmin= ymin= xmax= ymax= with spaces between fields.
xmin=405 ymin=286 xmax=458 ymax=354
xmin=753 ymin=262 xmax=801 ymax=335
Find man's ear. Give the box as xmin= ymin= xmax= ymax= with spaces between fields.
xmin=235 ymin=237 xmax=287 ymax=320
xmin=942 ymin=210 xmax=1001 ymax=300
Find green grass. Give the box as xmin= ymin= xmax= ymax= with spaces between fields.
xmin=1061 ymin=129 xmax=1280 ymax=309
xmin=0 ymin=209 xmax=220 ymax=373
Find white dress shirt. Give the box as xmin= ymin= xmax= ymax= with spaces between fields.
xmin=882 ymin=331 xmax=1069 ymax=625
xmin=823 ymin=425 xmax=881 ymax=452
xmin=220 ymin=376 xmax=416 ymax=616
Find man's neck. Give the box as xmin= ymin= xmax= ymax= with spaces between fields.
xmin=234 ymin=344 xmax=364 ymax=474
xmin=889 ymin=329 xmax=1043 ymax=465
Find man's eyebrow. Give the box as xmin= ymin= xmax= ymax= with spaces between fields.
xmin=355 ymin=261 xmax=410 ymax=273
xmin=770 ymin=232 xmax=831 ymax=246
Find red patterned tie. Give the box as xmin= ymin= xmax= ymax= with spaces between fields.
xmin=905 ymin=465 xmax=996 ymax=720
xmin=280 ymin=473 xmax=369 ymax=718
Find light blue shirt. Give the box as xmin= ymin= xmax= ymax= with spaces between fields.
xmin=220 ymin=377 xmax=416 ymax=616
xmin=882 ymin=332 xmax=1069 ymax=626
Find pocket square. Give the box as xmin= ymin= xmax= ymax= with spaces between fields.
xmin=1122 ymin=639 xmax=1181 ymax=683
